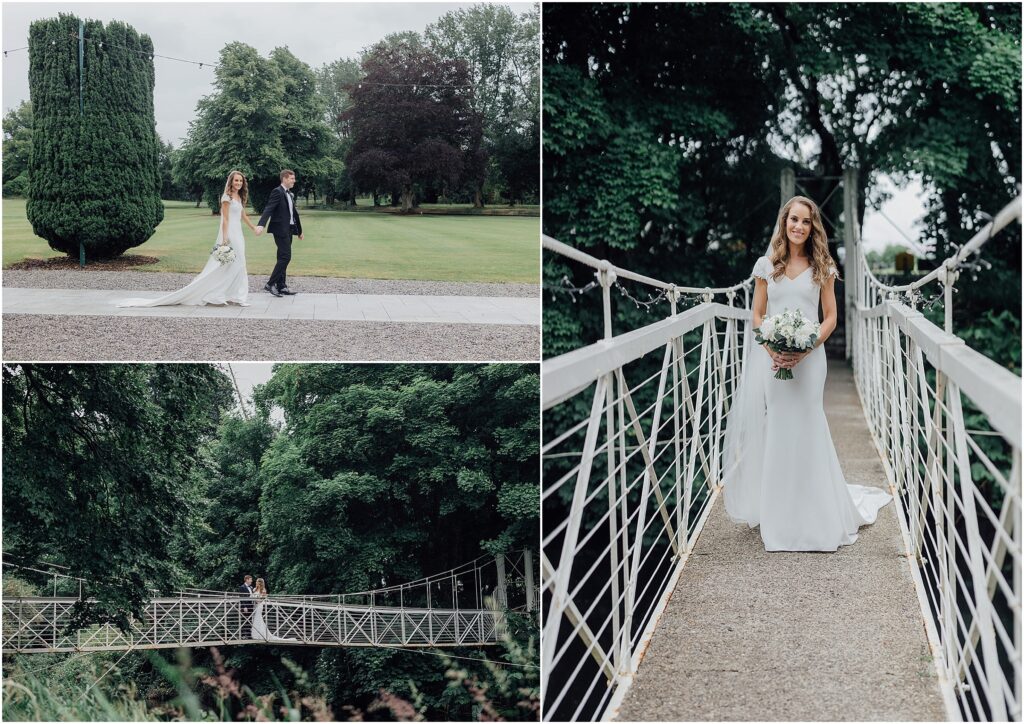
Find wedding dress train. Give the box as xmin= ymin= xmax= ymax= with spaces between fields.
xmin=117 ymin=194 xmax=249 ymax=307
xmin=251 ymin=600 xmax=299 ymax=643
xmin=722 ymin=256 xmax=892 ymax=552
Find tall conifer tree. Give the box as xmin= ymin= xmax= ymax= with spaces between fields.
xmin=27 ymin=15 xmax=163 ymax=259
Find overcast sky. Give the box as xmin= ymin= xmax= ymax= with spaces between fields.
xmin=2 ymin=1 xmax=527 ymax=145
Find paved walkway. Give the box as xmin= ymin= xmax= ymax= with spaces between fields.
xmin=2 ymin=287 xmax=538 ymax=326
xmin=614 ymin=361 xmax=947 ymax=721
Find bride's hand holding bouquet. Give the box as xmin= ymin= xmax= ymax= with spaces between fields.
xmin=755 ymin=309 xmax=820 ymax=380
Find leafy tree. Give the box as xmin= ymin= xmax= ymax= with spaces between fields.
xmin=346 ymin=38 xmax=485 ymax=211
xmin=426 ymin=3 xmax=540 ymax=205
xmin=175 ymin=42 xmax=287 ymax=213
xmin=316 ymin=57 xmax=363 ymax=204
xmin=26 ymin=15 xmax=163 ymax=259
xmin=2 ymin=364 xmax=234 ymax=628
xmin=193 ymin=416 xmax=276 ymax=589
xmin=268 ymin=47 xmax=334 ymax=207
xmin=2 ymin=100 xmax=32 ymax=197
xmin=542 ymin=2 xmax=1020 ymax=358
xmin=174 ymin=44 xmax=334 ymax=213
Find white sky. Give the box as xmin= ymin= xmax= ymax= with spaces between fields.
xmin=2 ymin=1 xmax=530 ymax=145
xmin=224 ymin=362 xmax=275 ymax=421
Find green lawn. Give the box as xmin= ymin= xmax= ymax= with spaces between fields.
xmin=2 ymin=199 xmax=539 ymax=283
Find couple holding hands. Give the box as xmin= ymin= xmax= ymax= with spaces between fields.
xmin=117 ymin=169 xmax=304 ymax=309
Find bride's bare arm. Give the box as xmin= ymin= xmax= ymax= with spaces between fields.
xmin=243 ymin=210 xmax=257 ymax=232
xmin=220 ymin=199 xmax=230 ymax=244
xmin=816 ymin=276 xmax=838 ymax=348
xmin=753 ymin=278 xmax=785 ymax=366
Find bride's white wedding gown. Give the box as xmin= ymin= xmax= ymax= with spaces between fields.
xmin=251 ymin=599 xmax=298 ymax=643
xmin=723 ymin=255 xmax=893 ymax=552
xmin=117 ymin=194 xmax=249 ymax=307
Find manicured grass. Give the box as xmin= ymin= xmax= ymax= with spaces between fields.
xmin=2 ymin=199 xmax=539 ymax=283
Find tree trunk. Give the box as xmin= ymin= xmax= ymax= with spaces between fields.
xmin=401 ymin=187 xmax=414 ymax=213
xmin=474 ymin=186 xmax=484 ymax=209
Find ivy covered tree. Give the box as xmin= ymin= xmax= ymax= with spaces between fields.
xmin=346 ymin=38 xmax=485 ymax=211
xmin=26 ymin=15 xmax=163 ymax=259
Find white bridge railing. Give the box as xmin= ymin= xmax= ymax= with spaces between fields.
xmin=852 ymin=196 xmax=1022 ymax=722
xmin=542 ymin=194 xmax=1021 ymax=722
xmin=541 ymin=238 xmax=754 ymax=721
xmin=2 ymin=550 xmax=537 ymax=655
xmin=1 ymin=596 xmax=503 ymax=654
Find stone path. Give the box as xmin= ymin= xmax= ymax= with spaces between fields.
xmin=614 ymin=361 xmax=948 ymax=722
xmin=2 ymin=287 xmax=538 ymax=326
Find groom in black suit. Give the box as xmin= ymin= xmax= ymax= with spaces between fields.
xmin=238 ymin=574 xmax=255 ymax=638
xmin=256 ymin=169 xmax=303 ymax=297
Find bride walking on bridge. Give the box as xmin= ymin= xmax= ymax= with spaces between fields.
xmin=723 ymin=195 xmax=892 ymax=551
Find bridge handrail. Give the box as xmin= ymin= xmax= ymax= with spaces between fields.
xmin=543 ymin=235 xmax=753 ymax=295
xmin=858 ymin=300 xmax=1021 ymax=444
xmin=543 ymin=302 xmax=748 ymax=409
xmin=860 ymin=195 xmax=1021 ymax=294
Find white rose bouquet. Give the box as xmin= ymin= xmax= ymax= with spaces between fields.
xmin=754 ymin=308 xmax=820 ymax=380
xmin=211 ymin=244 xmax=236 ymax=265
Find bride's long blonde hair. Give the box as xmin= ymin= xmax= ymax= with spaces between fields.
xmin=223 ymin=170 xmax=249 ymax=206
xmin=767 ymin=195 xmax=839 ymax=286
xmin=254 ymin=578 xmax=267 ymax=595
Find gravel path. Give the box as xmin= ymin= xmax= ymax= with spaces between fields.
xmin=2 ymin=270 xmax=539 ymax=298
xmin=614 ymin=361 xmax=946 ymax=722
xmin=3 ymin=314 xmax=539 ymax=362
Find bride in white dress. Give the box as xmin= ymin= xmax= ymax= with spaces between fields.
xmin=250 ymin=578 xmax=299 ymax=643
xmin=723 ymin=195 xmax=892 ymax=552
xmin=117 ymin=170 xmax=256 ymax=308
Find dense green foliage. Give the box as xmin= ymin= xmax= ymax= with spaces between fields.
xmin=425 ymin=4 xmax=541 ymax=205
xmin=26 ymin=15 xmax=163 ymax=259
xmin=346 ymin=39 xmax=485 ymax=213
xmin=2 ymin=364 xmax=234 ymax=626
xmin=2 ymin=101 xmax=32 ymax=197
xmin=2 ymin=363 xmax=539 ymax=720
xmin=542 ymin=3 xmax=1021 ymax=362
xmin=174 ymin=43 xmax=333 ymax=214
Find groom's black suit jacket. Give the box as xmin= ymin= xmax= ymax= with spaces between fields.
xmin=238 ymin=584 xmax=254 ymax=611
xmin=258 ymin=186 xmax=302 ymax=236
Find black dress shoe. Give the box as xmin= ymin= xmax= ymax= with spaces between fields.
xmin=278 ymin=286 xmax=297 ymax=296
xmin=264 ymin=283 xmax=282 ymax=297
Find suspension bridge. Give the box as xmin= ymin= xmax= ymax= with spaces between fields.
xmin=2 ymin=551 xmax=537 ymax=655
xmin=541 ymin=173 xmax=1021 ymax=722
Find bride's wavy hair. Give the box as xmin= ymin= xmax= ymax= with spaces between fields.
xmin=768 ymin=195 xmax=839 ymax=286
xmin=254 ymin=578 xmax=267 ymax=595
xmin=223 ymin=170 xmax=249 ymax=206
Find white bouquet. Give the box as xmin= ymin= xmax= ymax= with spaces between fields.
xmin=211 ymin=244 xmax=236 ymax=265
xmin=754 ymin=308 xmax=820 ymax=380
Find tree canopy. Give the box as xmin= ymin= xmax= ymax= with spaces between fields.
xmin=542 ymin=2 xmax=1021 ymax=357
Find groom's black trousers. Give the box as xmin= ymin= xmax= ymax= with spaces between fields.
xmin=268 ymin=225 xmax=296 ymax=289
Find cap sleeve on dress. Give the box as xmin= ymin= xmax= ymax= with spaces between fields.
xmin=827 ymin=264 xmax=839 ymax=278
xmin=752 ymin=256 xmax=772 ymax=280
xmin=221 ymin=194 xmax=231 ymax=203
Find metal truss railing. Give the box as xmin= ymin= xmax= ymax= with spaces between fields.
xmin=541 ymin=237 xmax=752 ymax=721
xmin=852 ymin=196 xmax=1022 ymax=722
xmin=1 ymin=596 xmax=503 ymax=654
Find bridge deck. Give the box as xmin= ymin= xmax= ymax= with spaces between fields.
xmin=614 ymin=360 xmax=948 ymax=721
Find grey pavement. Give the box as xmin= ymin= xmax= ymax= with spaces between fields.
xmin=614 ymin=360 xmax=948 ymax=722
xmin=3 ymin=287 xmax=539 ymax=326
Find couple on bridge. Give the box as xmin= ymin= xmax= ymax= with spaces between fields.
xmin=238 ymin=574 xmax=297 ymax=643
xmin=723 ymin=195 xmax=893 ymax=552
